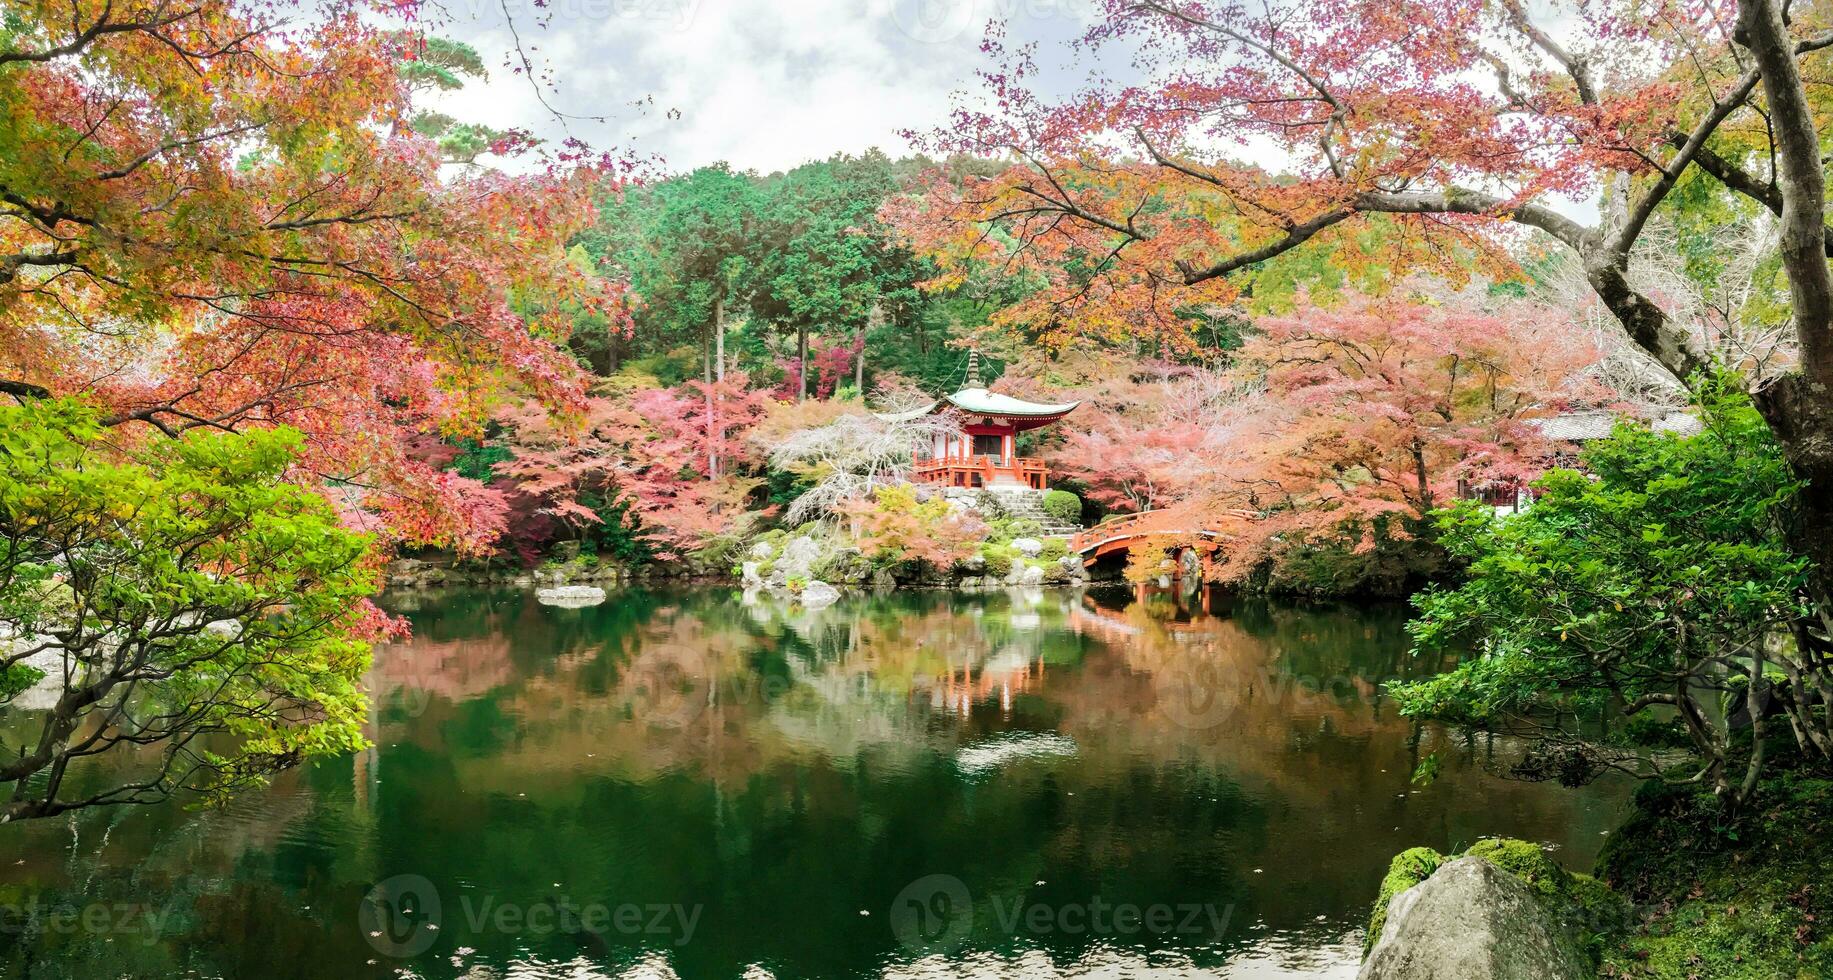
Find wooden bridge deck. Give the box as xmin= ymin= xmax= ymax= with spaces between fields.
xmin=1066 ymin=508 xmax=1258 ymax=564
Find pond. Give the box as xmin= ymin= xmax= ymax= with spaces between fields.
xmin=0 ymin=586 xmax=1628 ymax=979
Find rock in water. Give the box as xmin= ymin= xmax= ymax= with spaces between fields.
xmin=1359 ymin=857 xmax=1590 ymax=980
xmin=536 ymin=585 xmax=607 ymax=608
xmin=799 ymin=581 xmax=841 ymax=608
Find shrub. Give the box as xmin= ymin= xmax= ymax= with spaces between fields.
xmin=978 ymin=542 xmax=1017 ymax=578
xmin=844 ymin=485 xmax=986 ymax=571
xmin=576 ymin=490 xmax=655 ymax=565
xmin=990 ymin=516 xmax=1043 ymax=541
xmin=1042 ymin=489 xmax=1083 ymax=525
xmin=1039 ymin=538 xmax=1068 ymax=562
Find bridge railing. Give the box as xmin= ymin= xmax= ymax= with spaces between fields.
xmin=1068 ymin=510 xmax=1176 ymax=554
xmin=1068 ymin=508 xmax=1259 ymax=556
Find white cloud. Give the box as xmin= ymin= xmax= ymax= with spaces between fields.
xmin=423 ymin=0 xmax=1099 ymax=175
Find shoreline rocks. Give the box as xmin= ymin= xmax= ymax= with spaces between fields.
xmin=386 ymin=555 xmax=639 ymax=590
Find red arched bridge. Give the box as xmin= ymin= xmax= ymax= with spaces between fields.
xmin=1066 ymin=509 xmax=1258 ymax=573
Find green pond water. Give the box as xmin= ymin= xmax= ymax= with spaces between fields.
xmin=0 ymin=585 xmax=1628 ymax=979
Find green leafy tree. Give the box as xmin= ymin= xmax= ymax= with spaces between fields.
xmin=576 ymin=153 xmax=1016 ymax=400
xmin=1396 ymin=381 xmax=1823 ymax=808
xmin=586 ymin=163 xmax=762 ymax=375
xmin=752 ymin=152 xmax=925 ymax=399
xmin=0 ymin=402 xmax=379 ymax=821
xmin=398 ymin=36 xmax=487 ymax=98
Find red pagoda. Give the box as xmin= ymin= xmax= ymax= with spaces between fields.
xmin=877 ymin=351 xmax=1079 ymax=491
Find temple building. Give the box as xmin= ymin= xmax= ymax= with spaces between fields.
xmin=876 ymin=351 xmax=1079 ymax=491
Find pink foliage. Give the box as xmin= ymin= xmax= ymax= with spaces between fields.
xmin=1041 ymin=297 xmax=1607 ymax=583
xmin=365 ymin=463 xmax=511 ymax=557
xmin=776 ymin=334 xmax=864 ymax=400
xmin=485 ymin=374 xmax=777 ymax=563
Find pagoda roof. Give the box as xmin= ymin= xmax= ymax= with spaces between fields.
xmin=874 ymin=386 xmax=1080 ymax=424
xmin=946 ymin=386 xmax=1080 ymax=418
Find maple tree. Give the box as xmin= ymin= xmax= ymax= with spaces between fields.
xmin=1012 ymin=299 xmax=1603 ymax=590
xmin=777 ymin=332 xmax=867 ymax=402
xmin=1042 ymin=358 xmax=1270 ymax=514
xmin=0 ymin=0 xmax=621 ymax=552
xmin=911 ymin=0 xmax=1833 ymax=620
xmin=1206 ymin=298 xmax=1601 ymax=584
xmin=479 ymin=375 xmax=772 ymax=564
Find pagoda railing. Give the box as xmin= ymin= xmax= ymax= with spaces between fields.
xmin=911 ymin=452 xmax=1048 ymax=490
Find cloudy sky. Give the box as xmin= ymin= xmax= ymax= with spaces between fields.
xmin=423 ymin=0 xmax=1102 ymax=175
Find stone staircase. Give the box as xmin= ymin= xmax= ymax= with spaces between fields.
xmin=981 ymin=486 xmax=1080 ymax=536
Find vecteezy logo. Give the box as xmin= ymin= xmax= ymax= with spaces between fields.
xmin=889 ymin=873 xmax=973 ymax=953
xmin=359 ymin=874 xmax=442 ymax=958
xmin=627 ymin=664 xmax=710 ymax=728
xmin=1152 ymin=661 xmax=1240 ymax=730
xmin=887 ymin=0 xmax=977 ymax=44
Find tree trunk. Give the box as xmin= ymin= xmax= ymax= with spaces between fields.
xmin=1583 ymin=260 xmax=1708 ymax=380
xmin=1757 ymin=379 xmax=1833 ymax=602
xmin=1741 ymin=0 xmax=1833 ymax=609
xmin=797 ymin=325 xmax=808 ymax=403
xmin=704 ymin=322 xmax=717 ymax=478
xmin=1411 ymin=438 xmax=1433 ymax=515
xmin=1739 ymin=0 xmax=1833 ymax=386
xmin=712 ymin=294 xmax=725 ymax=478
xmin=714 ymin=293 xmax=726 ymax=383
xmin=854 ymin=337 xmax=865 ymax=395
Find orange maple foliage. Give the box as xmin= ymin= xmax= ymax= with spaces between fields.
xmin=893 ymin=0 xmax=1767 ymax=363
xmin=0 ymin=0 xmax=627 ymax=551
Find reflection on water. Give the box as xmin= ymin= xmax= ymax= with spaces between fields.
xmin=0 ymin=586 xmax=1627 ymax=979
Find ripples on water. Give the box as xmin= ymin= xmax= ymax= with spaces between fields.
xmin=0 ymin=586 xmax=1626 ymax=979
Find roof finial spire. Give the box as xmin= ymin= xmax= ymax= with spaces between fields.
xmin=965 ymin=349 xmax=982 ymax=389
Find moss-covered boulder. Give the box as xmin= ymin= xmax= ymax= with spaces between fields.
xmin=1361 ymin=856 xmax=1593 ymax=980
xmin=1366 ymin=847 xmax=1445 ymax=952
xmin=1366 ymin=838 xmax=1627 ymax=966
